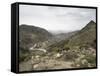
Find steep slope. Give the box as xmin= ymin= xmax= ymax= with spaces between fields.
xmin=19 ymin=24 xmax=53 ymax=62
xmin=53 ymin=31 xmax=78 ymax=41
xmin=47 ymin=31 xmax=79 ymax=50
xmin=67 ymin=20 xmax=96 ymax=47
xmin=19 ymin=24 xmax=52 ymax=49
xmin=48 ymin=20 xmax=96 ymax=51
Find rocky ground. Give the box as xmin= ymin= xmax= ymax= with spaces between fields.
xmin=19 ymin=47 xmax=96 ymax=72
xmin=19 ymin=56 xmax=74 ymax=72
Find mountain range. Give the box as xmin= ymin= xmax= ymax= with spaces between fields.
xmin=48 ymin=20 xmax=96 ymax=51
xmin=19 ymin=20 xmax=96 ymax=70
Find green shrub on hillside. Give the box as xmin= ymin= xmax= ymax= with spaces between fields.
xmin=19 ymin=49 xmax=30 ymax=63
xmin=62 ymin=51 xmax=78 ymax=61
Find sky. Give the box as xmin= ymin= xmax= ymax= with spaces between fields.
xmin=19 ymin=5 xmax=96 ymax=32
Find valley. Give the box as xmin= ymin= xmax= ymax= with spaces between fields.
xmin=19 ymin=20 xmax=96 ymax=72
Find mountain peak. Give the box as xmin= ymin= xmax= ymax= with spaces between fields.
xmin=88 ymin=20 xmax=96 ymax=25
xmin=66 ymin=20 xmax=96 ymax=46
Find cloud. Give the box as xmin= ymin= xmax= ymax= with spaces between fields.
xmin=19 ymin=5 xmax=96 ymax=32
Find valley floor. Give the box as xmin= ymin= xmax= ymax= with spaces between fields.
xmin=19 ymin=48 xmax=96 ymax=72
xmin=19 ymin=57 xmax=74 ymax=72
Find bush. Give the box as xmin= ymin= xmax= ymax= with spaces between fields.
xmin=62 ymin=51 xmax=78 ymax=61
xmin=19 ymin=54 xmax=27 ymax=62
xmin=19 ymin=50 xmax=30 ymax=63
xmin=63 ymin=45 xmax=70 ymax=51
xmin=52 ymin=47 xmax=60 ymax=53
xmin=72 ymin=53 xmax=96 ymax=68
xmin=79 ymin=45 xmax=89 ymax=50
xmin=84 ymin=54 xmax=96 ymax=66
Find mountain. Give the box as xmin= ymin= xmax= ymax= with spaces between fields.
xmin=19 ymin=24 xmax=52 ymax=49
xmin=19 ymin=24 xmax=53 ymax=62
xmin=67 ymin=20 xmax=96 ymax=47
xmin=48 ymin=20 xmax=96 ymax=51
xmin=53 ymin=31 xmax=78 ymax=41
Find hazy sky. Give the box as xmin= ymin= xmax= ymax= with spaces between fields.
xmin=19 ymin=5 xmax=96 ymax=32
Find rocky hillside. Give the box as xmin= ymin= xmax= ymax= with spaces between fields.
xmin=50 ymin=20 xmax=96 ymax=49
xmin=46 ymin=20 xmax=96 ymax=69
xmin=67 ymin=20 xmax=96 ymax=47
xmin=19 ymin=24 xmax=52 ymax=62
xmin=19 ymin=24 xmax=52 ymax=49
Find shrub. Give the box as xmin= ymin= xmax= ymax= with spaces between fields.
xmin=62 ymin=51 xmax=78 ymax=61
xmin=73 ymin=53 xmax=96 ymax=68
xmin=19 ymin=50 xmax=30 ymax=63
xmin=52 ymin=47 xmax=59 ymax=53
xmin=84 ymin=54 xmax=96 ymax=66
